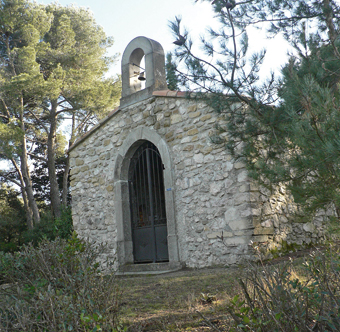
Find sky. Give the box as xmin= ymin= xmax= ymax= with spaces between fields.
xmin=39 ymin=0 xmax=292 ymax=79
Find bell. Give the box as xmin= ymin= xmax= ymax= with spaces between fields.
xmin=138 ymin=72 xmax=146 ymax=81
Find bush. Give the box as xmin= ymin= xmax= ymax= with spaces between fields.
xmin=0 ymin=217 xmax=26 ymax=252
xmin=22 ymin=206 xmax=73 ymax=247
xmin=0 ymin=233 xmax=121 ymax=331
xmin=226 ymin=245 xmax=340 ymax=331
xmin=22 ymin=213 xmax=56 ymax=246
xmin=54 ymin=205 xmax=73 ymax=239
xmin=0 ymin=186 xmax=27 ymax=253
xmin=0 ymin=186 xmax=74 ymax=252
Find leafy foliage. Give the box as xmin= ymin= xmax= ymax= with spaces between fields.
xmin=0 ymin=0 xmax=121 ymax=222
xmin=0 ymin=184 xmax=73 ymax=251
xmin=21 ymin=212 xmax=56 ymax=245
xmin=0 ymin=234 xmax=121 ymax=331
xmin=54 ymin=205 xmax=73 ymax=239
xmin=0 ymin=185 xmax=26 ymax=252
xmin=226 ymin=245 xmax=340 ymax=331
xmin=171 ymin=0 xmax=340 ymax=219
xmin=166 ymin=52 xmax=180 ymax=90
xmin=31 ymin=155 xmax=70 ymax=208
xmin=19 ymin=207 xmax=72 ymax=247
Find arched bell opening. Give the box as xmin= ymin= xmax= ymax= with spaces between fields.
xmin=120 ymin=37 xmax=167 ymax=107
xmin=128 ymin=141 xmax=168 ymax=263
xmin=129 ymin=49 xmax=146 ymax=93
xmin=139 ymin=56 xmax=146 ymax=89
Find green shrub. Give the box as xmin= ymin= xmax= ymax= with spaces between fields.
xmin=226 ymin=245 xmax=340 ymax=331
xmin=0 ymin=186 xmax=27 ymax=253
xmin=22 ymin=206 xmax=73 ymax=247
xmin=22 ymin=212 xmax=56 ymax=246
xmin=0 ymin=233 xmax=121 ymax=331
xmin=54 ymin=205 xmax=73 ymax=239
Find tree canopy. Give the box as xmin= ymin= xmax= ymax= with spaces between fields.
xmin=0 ymin=0 xmax=121 ymax=227
xmin=171 ymin=0 xmax=340 ymax=218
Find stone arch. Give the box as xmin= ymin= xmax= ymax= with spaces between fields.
xmin=114 ymin=127 xmax=180 ymax=268
xmin=120 ymin=37 xmax=167 ymax=107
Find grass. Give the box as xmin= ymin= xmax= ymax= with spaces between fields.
xmin=116 ymin=244 xmax=333 ymax=332
xmin=1 ymin=234 xmax=337 ymax=331
xmin=117 ymin=266 xmax=245 ymax=331
xmin=0 ymin=247 xmax=332 ymax=331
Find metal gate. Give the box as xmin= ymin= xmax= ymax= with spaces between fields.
xmin=128 ymin=142 xmax=169 ymax=263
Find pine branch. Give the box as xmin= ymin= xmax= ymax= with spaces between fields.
xmin=0 ymin=98 xmax=11 ymax=119
xmin=26 ymin=109 xmax=49 ymax=134
xmin=27 ymin=153 xmax=48 ymax=163
xmin=0 ymin=172 xmax=24 ymax=189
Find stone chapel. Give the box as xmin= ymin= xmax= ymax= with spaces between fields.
xmin=69 ymin=37 xmax=325 ymax=273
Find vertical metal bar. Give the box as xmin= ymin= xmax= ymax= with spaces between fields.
xmin=146 ymin=147 xmax=157 ymax=262
xmin=143 ymin=148 xmax=149 ymax=226
xmin=139 ymin=149 xmax=145 ymax=227
xmin=131 ymin=164 xmax=135 ymax=228
xmin=137 ymin=151 xmax=142 ymax=227
xmin=155 ymin=151 xmax=162 ymax=222
xmin=160 ymin=157 xmax=166 ymax=222
xmin=134 ymin=159 xmax=140 ymax=228
xmin=150 ymin=148 xmax=159 ymax=225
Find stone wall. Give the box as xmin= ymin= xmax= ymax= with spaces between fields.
xmin=249 ymin=182 xmax=327 ymax=257
xmin=69 ymin=92 xmax=326 ymax=270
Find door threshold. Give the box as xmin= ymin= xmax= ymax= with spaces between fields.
xmin=117 ymin=261 xmax=182 ymax=275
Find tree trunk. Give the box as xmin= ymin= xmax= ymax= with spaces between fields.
xmin=19 ymin=107 xmax=40 ymax=225
xmin=47 ymin=100 xmax=61 ymax=219
xmin=62 ymin=155 xmax=70 ymax=206
xmin=20 ymin=143 xmax=40 ymax=225
xmin=21 ymin=185 xmax=34 ymax=229
xmin=62 ymin=113 xmax=76 ymax=207
xmin=5 ymin=36 xmax=39 ymax=227
xmin=11 ymin=157 xmax=34 ymax=229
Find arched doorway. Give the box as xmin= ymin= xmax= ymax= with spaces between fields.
xmin=114 ymin=127 xmax=180 ymax=271
xmin=128 ymin=141 xmax=169 ymax=263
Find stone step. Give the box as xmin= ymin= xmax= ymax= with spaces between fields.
xmin=117 ymin=261 xmax=182 ymax=276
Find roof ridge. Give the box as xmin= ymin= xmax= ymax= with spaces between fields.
xmin=152 ymin=90 xmax=186 ymax=97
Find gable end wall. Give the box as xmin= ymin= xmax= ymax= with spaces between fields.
xmin=69 ymin=95 xmax=326 ymax=269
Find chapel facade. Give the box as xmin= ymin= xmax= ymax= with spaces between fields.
xmin=69 ymin=37 xmax=325 ymax=273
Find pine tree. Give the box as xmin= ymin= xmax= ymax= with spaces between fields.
xmin=165 ymin=52 xmax=180 ymax=90
xmin=0 ymin=184 xmax=26 ymax=251
xmin=171 ymin=0 xmax=340 ymax=218
xmin=0 ymin=0 xmax=121 ymax=223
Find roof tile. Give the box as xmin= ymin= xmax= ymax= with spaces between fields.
xmin=152 ymin=90 xmax=186 ymax=97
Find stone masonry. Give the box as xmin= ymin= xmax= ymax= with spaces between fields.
xmin=69 ymin=37 xmax=325 ymax=272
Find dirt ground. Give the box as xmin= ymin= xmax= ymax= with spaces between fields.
xmin=116 ymin=246 xmax=322 ymax=331
xmin=117 ymin=266 xmax=240 ymax=331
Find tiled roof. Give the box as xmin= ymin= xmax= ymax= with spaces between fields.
xmin=153 ymin=90 xmax=186 ymax=97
